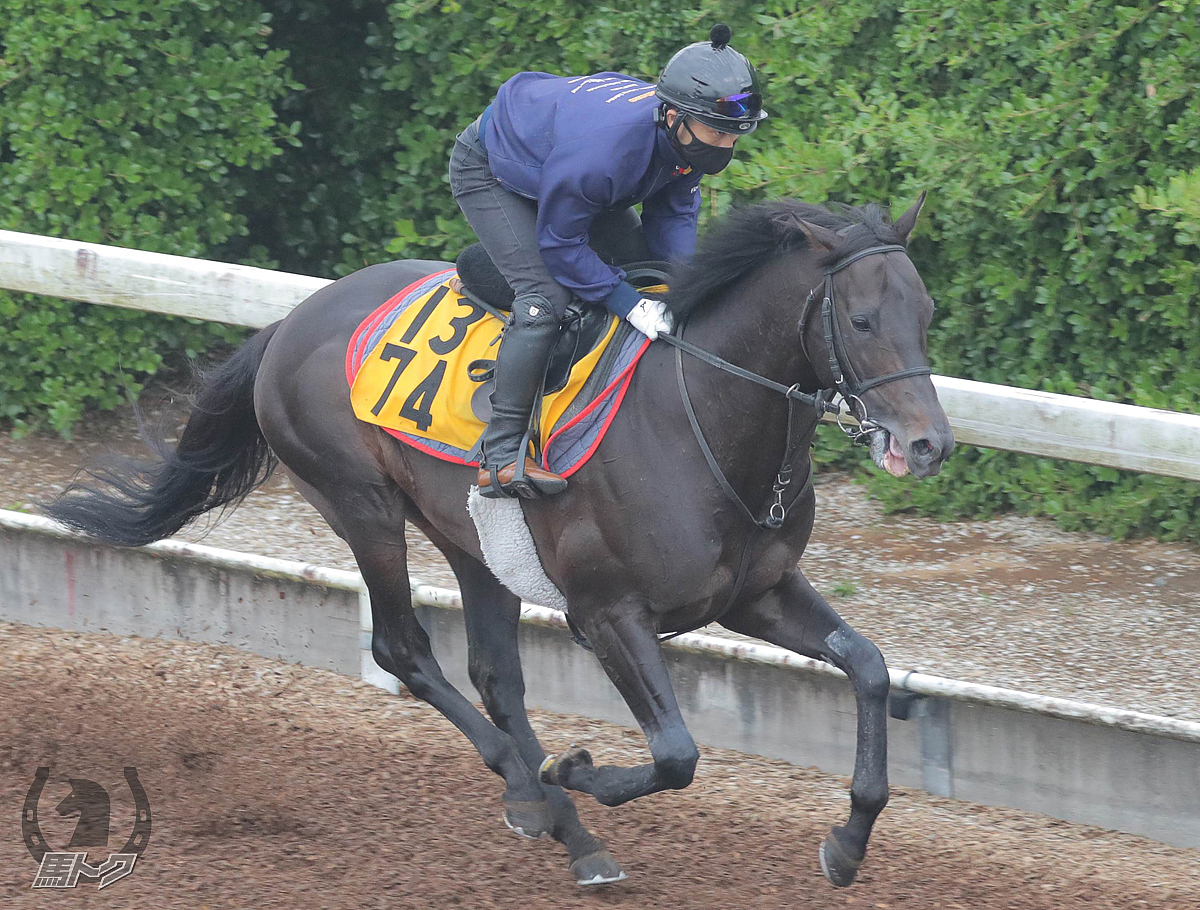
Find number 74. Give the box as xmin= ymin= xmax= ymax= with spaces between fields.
xmin=370 ymin=343 xmax=446 ymax=432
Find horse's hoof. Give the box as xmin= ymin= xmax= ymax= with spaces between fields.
xmin=571 ymin=850 xmax=627 ymax=886
xmin=539 ymin=746 xmax=593 ymax=787
xmin=502 ymin=798 xmax=553 ymax=840
xmin=818 ymin=829 xmax=863 ymax=888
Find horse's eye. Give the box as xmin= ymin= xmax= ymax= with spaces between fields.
xmin=851 ymin=315 xmax=871 ymax=332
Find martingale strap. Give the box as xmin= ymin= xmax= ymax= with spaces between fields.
xmin=566 ymin=464 xmax=815 ymax=650
xmin=655 ymin=464 xmax=814 ymax=645
xmin=670 ymin=331 xmax=820 ymax=531
xmin=566 ymin=328 xmax=820 ymax=652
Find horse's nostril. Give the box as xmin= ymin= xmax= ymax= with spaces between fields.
xmin=911 ymin=438 xmax=934 ymax=459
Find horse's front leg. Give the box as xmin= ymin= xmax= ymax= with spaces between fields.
xmin=540 ymin=599 xmax=700 ymax=807
xmin=721 ymin=568 xmax=890 ymax=889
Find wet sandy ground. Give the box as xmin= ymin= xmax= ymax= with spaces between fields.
xmin=4 ymin=397 xmax=1200 ymax=721
xmin=2 ymin=623 xmax=1197 ymax=909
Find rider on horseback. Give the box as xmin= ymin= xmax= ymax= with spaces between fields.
xmin=450 ymin=23 xmax=768 ymax=499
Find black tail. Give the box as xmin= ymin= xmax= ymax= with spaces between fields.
xmin=42 ymin=323 xmax=281 ymax=546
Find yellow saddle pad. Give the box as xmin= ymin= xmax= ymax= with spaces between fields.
xmin=348 ymin=270 xmax=621 ymax=459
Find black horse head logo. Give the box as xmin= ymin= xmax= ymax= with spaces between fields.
xmin=23 ymin=767 xmax=151 ymax=864
xmin=57 ymin=778 xmax=111 ymax=848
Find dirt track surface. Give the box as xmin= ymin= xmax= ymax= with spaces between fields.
xmin=4 ymin=397 xmax=1200 ymax=719
xmin=2 ymin=623 xmax=1197 ymax=909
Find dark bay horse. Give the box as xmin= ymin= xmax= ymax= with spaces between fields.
xmin=45 ymin=196 xmax=953 ymax=888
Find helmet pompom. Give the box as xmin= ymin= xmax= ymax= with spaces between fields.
xmin=710 ymin=23 xmax=732 ymax=49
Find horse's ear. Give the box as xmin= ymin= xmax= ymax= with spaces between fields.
xmin=892 ymin=191 xmax=928 ymax=245
xmin=776 ymin=213 xmax=840 ymax=252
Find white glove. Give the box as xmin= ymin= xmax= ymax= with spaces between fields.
xmin=627 ymin=297 xmax=674 ymax=341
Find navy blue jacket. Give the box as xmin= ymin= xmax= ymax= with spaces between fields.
xmin=480 ymin=72 xmax=703 ymax=317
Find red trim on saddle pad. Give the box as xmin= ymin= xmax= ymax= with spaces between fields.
xmin=384 ymin=429 xmax=472 ymax=466
xmin=542 ymin=337 xmax=650 ymax=477
xmin=343 ymin=269 xmax=457 ymax=386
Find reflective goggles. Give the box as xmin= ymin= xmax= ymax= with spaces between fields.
xmin=713 ymin=91 xmax=762 ymax=120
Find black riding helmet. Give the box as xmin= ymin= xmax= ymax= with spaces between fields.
xmin=655 ymin=24 xmax=768 ymax=134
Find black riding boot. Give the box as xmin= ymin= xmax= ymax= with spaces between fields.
xmin=477 ymin=294 xmax=568 ymax=499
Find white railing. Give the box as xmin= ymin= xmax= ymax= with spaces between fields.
xmin=4 ymin=228 xmax=1200 ymax=480
xmin=7 ymin=506 xmax=1200 ymax=744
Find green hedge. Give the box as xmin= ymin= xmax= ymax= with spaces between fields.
xmin=239 ymin=0 xmax=712 ymax=277
xmin=725 ymin=0 xmax=1200 ymax=539
xmin=0 ymin=0 xmax=296 ymax=434
xmin=4 ymin=1 xmax=1199 ymax=539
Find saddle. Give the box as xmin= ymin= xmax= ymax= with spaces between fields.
xmin=454 ymin=243 xmax=670 ymax=394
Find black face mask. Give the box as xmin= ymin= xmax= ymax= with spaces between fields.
xmin=677 ymin=135 xmax=734 ymax=175
xmin=670 ymin=119 xmax=735 ymax=175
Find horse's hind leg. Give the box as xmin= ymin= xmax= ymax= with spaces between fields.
xmin=298 ymin=481 xmax=547 ymax=824
xmin=431 ymin=538 xmax=625 ymax=885
xmin=720 ymin=568 xmax=890 ymax=889
xmin=357 ymin=528 xmax=546 ymax=801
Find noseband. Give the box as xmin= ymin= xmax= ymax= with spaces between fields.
xmin=798 ymin=244 xmax=933 ymax=443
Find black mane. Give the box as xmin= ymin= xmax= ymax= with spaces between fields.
xmin=664 ymin=200 xmax=906 ymax=319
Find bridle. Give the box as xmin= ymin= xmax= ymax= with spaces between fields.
xmin=797 ymin=244 xmax=932 ymax=443
xmin=660 ymin=242 xmax=932 ymax=532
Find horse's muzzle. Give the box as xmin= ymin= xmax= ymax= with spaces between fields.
xmin=905 ymin=425 xmax=955 ymax=478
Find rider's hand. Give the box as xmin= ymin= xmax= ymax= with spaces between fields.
xmin=627 ymin=298 xmax=674 ymax=341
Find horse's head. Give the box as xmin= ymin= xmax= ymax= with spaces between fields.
xmin=787 ymin=194 xmax=954 ymax=478
xmin=56 ymin=778 xmax=111 ymax=848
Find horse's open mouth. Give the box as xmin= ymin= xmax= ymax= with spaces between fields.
xmin=870 ymin=429 xmax=909 ymax=478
